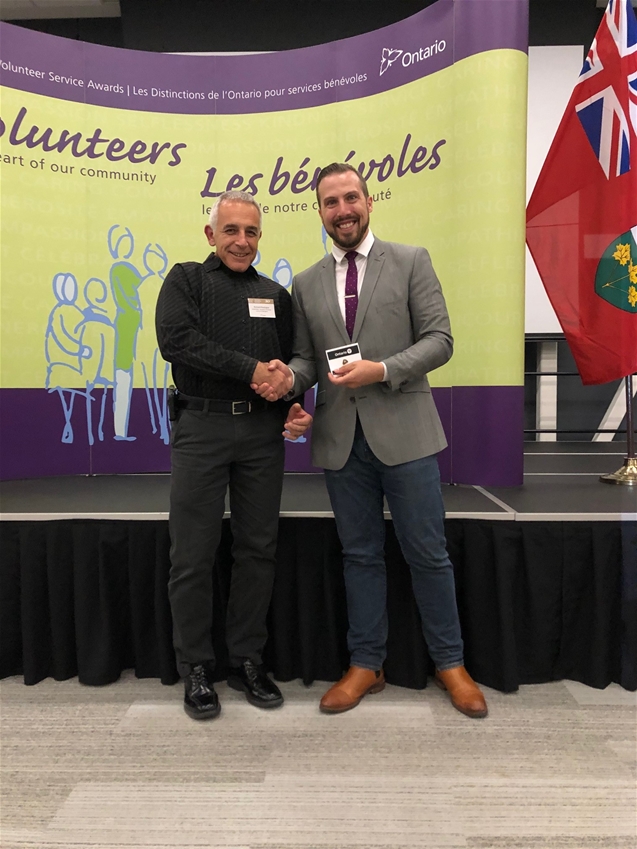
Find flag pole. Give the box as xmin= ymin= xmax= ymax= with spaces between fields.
xmin=600 ymin=374 xmax=637 ymax=485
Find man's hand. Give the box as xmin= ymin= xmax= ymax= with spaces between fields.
xmin=283 ymin=403 xmax=312 ymax=441
xmin=327 ymin=360 xmax=385 ymax=388
xmin=251 ymin=361 xmax=274 ymax=387
xmin=251 ymin=359 xmax=293 ymax=401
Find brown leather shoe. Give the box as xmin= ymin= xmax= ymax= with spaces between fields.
xmin=434 ymin=666 xmax=488 ymax=718
xmin=320 ymin=666 xmax=385 ymax=714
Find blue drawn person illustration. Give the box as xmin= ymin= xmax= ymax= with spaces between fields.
xmin=80 ymin=276 xmax=116 ymax=441
xmin=109 ymin=225 xmax=144 ymax=441
xmin=45 ymin=272 xmax=93 ymax=442
xmin=321 ymin=224 xmax=330 ymax=257
xmin=271 ymin=257 xmax=293 ymax=292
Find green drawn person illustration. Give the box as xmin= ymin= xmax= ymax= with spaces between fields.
xmin=109 ymin=225 xmax=144 ymax=441
xmin=136 ymin=242 xmax=170 ymax=443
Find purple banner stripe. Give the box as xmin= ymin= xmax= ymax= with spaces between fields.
xmin=0 ymin=388 xmax=318 ymax=480
xmin=0 ymin=386 xmax=523 ymax=486
xmin=0 ymin=0 xmax=527 ymax=116
xmin=432 ymin=387 xmax=452 ymax=484
xmin=453 ymin=0 xmax=529 ymax=64
xmin=450 ymin=385 xmax=524 ymax=487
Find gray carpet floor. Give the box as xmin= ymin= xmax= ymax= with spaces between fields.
xmin=1 ymin=673 xmax=635 ymax=849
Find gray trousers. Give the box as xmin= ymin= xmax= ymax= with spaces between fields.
xmin=168 ymin=406 xmax=285 ymax=676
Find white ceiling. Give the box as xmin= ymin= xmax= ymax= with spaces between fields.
xmin=0 ymin=0 xmax=120 ymax=19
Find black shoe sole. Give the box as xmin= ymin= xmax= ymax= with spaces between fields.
xmin=184 ymin=702 xmax=221 ymax=720
xmin=226 ymin=675 xmax=284 ymax=709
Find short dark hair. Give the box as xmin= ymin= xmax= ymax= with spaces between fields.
xmin=315 ymin=162 xmax=369 ymax=205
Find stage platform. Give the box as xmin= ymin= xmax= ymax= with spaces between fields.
xmin=1 ymin=442 xmax=636 ymax=522
xmin=1 ymin=443 xmax=636 ymax=694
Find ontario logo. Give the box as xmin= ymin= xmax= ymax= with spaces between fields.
xmin=379 ymin=39 xmax=447 ymax=76
xmin=379 ymin=48 xmax=403 ymax=76
xmin=595 ymin=227 xmax=637 ymax=312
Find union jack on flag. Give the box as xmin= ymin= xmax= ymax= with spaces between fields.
xmin=575 ymin=0 xmax=637 ymax=179
xmin=527 ymin=0 xmax=637 ymax=385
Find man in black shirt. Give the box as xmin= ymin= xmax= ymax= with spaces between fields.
xmin=156 ymin=190 xmax=311 ymax=720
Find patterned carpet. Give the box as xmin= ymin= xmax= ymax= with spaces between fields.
xmin=1 ymin=673 xmax=635 ymax=848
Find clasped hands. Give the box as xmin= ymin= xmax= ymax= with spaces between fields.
xmin=250 ymin=360 xmax=311 ymax=441
xmin=251 ymin=357 xmax=385 ymax=441
xmin=251 ymin=360 xmax=293 ymax=401
xmin=251 ymin=358 xmax=385 ymax=401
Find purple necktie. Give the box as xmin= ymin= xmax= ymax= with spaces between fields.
xmin=344 ymin=251 xmax=358 ymax=339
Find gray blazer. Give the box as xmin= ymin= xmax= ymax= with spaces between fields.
xmin=289 ymin=237 xmax=452 ymax=470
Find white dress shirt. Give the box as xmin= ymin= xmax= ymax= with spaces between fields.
xmin=331 ymin=229 xmax=375 ymax=323
xmin=331 ymin=229 xmax=387 ymax=381
xmin=287 ymin=228 xmax=387 ymax=392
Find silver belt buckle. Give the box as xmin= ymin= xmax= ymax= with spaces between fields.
xmin=232 ymin=400 xmax=250 ymax=415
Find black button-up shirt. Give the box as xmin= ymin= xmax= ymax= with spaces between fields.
xmin=155 ymin=252 xmax=292 ymax=401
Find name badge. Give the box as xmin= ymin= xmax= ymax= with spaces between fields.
xmin=326 ymin=343 xmax=362 ymax=373
xmin=248 ymin=298 xmax=276 ymax=318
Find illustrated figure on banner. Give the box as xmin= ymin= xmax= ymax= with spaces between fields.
xmin=45 ymin=225 xmax=171 ymax=445
xmin=137 ymin=241 xmax=171 ymax=443
xmin=108 ymin=225 xmax=170 ymax=442
xmin=80 ymin=275 xmax=116 ymax=442
xmin=45 ymin=271 xmax=100 ymax=444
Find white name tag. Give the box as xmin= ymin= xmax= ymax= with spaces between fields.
xmin=326 ymin=343 xmax=362 ymax=373
xmin=248 ymin=298 xmax=276 ymax=318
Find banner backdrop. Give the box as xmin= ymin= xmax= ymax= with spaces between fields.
xmin=0 ymin=0 xmax=528 ymax=484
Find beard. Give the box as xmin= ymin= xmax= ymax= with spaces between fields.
xmin=326 ymin=214 xmax=369 ymax=250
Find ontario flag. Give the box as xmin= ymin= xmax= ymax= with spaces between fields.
xmin=527 ymin=0 xmax=637 ymax=385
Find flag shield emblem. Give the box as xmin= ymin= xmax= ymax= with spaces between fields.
xmin=526 ymin=0 xmax=637 ymax=383
xmin=595 ymin=228 xmax=637 ymax=312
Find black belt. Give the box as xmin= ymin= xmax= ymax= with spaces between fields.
xmin=175 ymin=396 xmax=270 ymax=415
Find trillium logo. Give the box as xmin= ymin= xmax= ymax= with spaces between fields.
xmin=379 ymin=40 xmax=448 ymax=76
xmin=379 ymin=48 xmax=403 ymax=76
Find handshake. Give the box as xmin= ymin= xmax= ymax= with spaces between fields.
xmin=250 ymin=359 xmax=293 ymax=402
xmin=251 ymin=359 xmax=312 ymax=442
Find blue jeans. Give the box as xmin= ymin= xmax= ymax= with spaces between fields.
xmin=324 ymin=420 xmax=464 ymax=672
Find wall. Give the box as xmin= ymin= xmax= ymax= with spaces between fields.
xmin=10 ymin=0 xmax=602 ymax=52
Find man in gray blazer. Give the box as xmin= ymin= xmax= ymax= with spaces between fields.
xmin=254 ymin=163 xmax=487 ymax=718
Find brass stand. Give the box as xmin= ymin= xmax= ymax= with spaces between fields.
xmin=600 ymin=374 xmax=637 ymax=486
